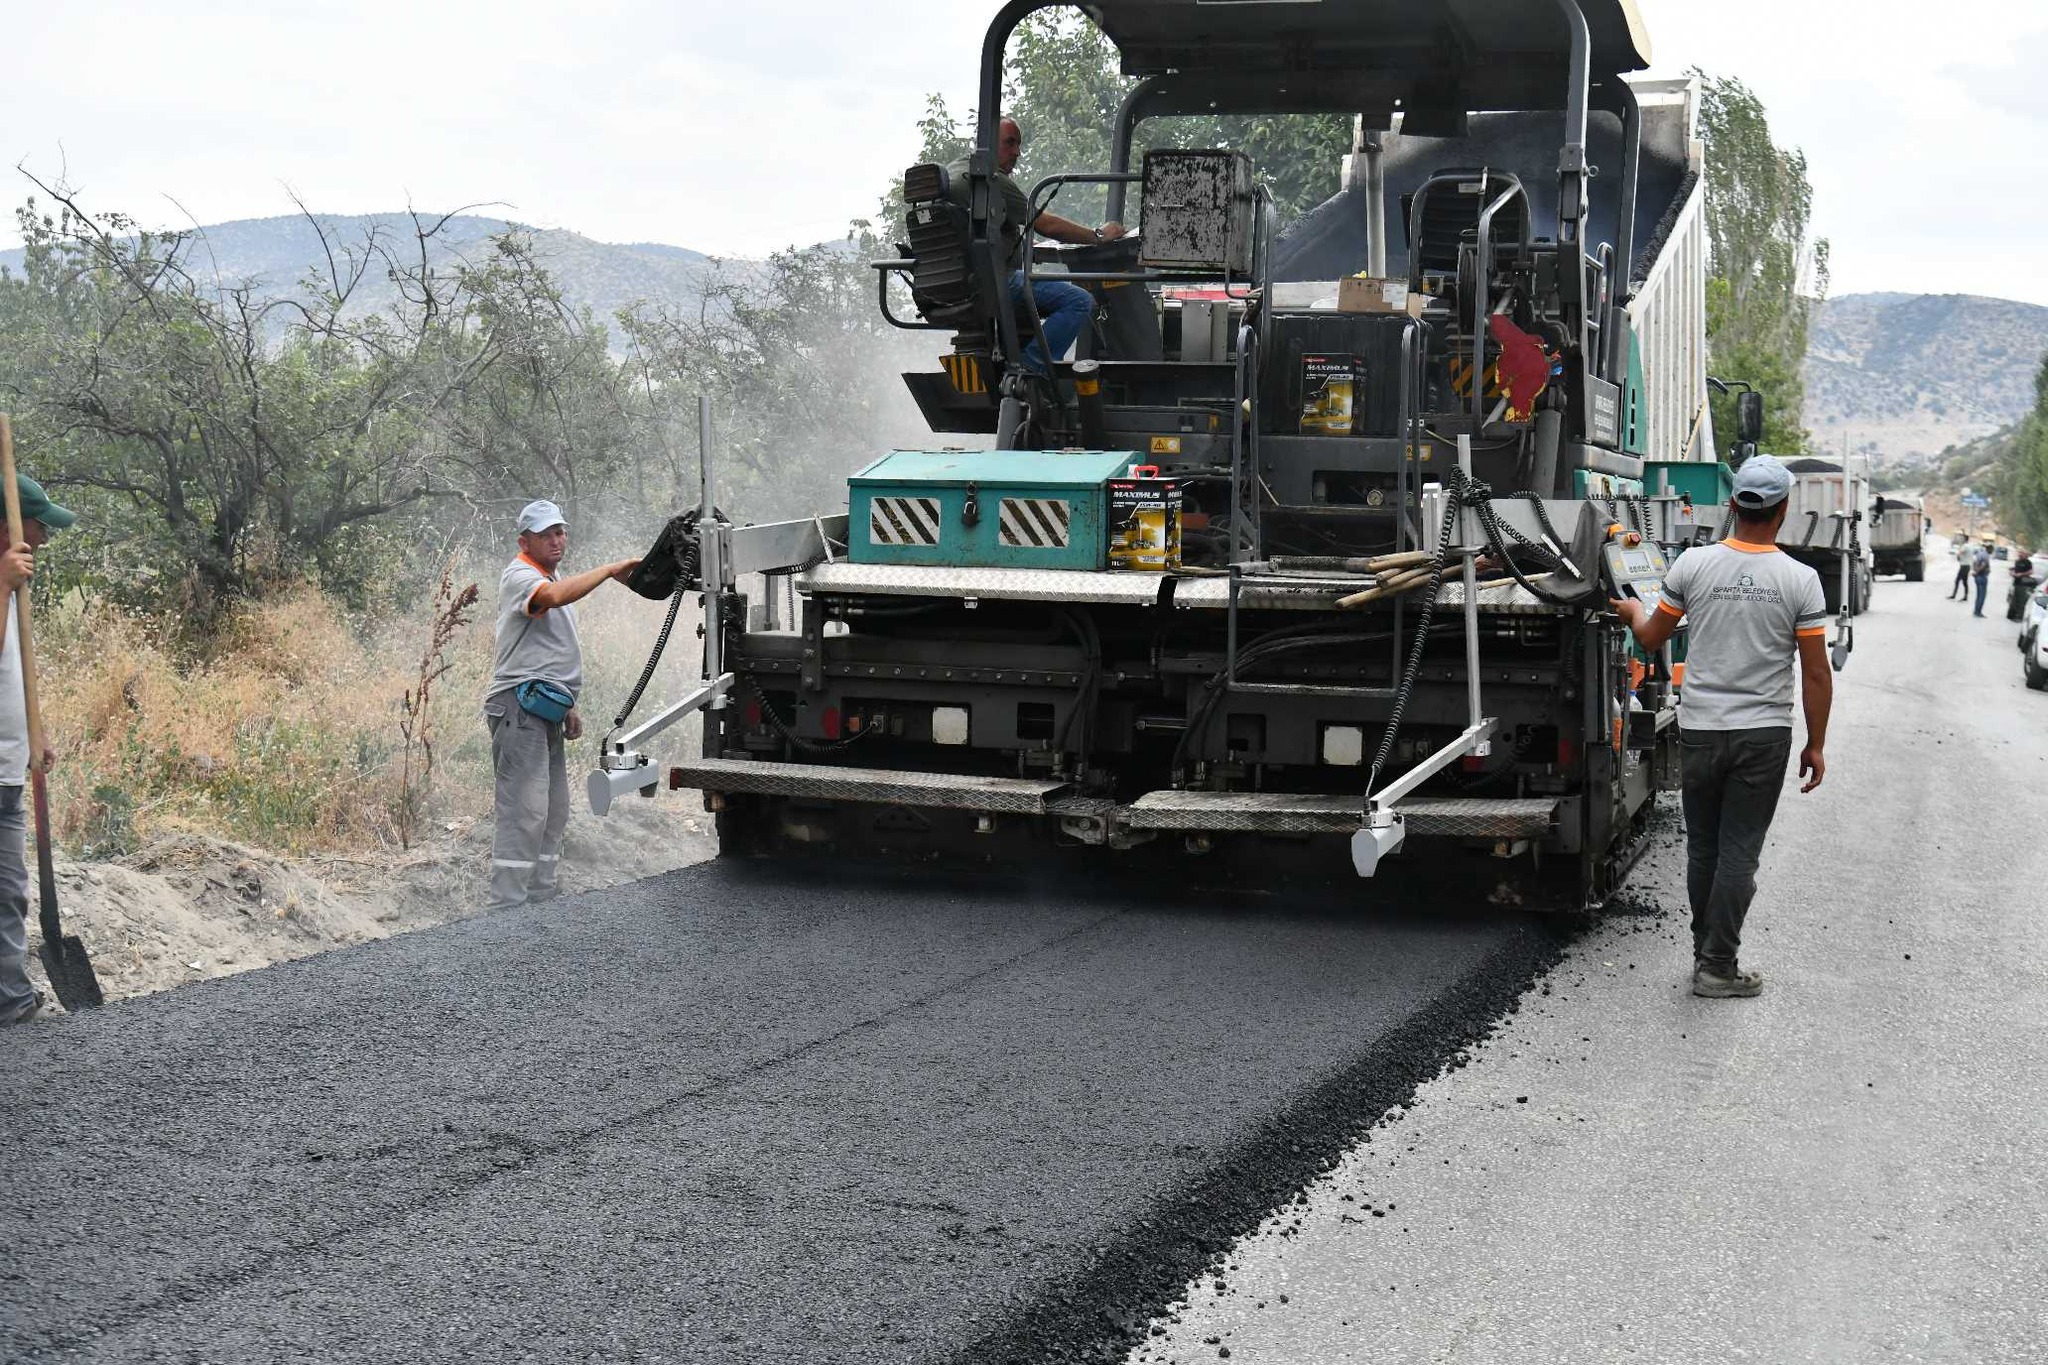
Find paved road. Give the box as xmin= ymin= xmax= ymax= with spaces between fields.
xmin=3 ymin=858 xmax=1561 ymax=1362
xmin=1137 ymin=556 xmax=2048 ymax=1364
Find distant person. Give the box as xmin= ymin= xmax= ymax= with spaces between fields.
xmin=484 ymin=501 xmax=638 ymax=914
xmin=1972 ymin=542 xmax=1992 ymax=617
xmin=1950 ymin=542 xmax=1973 ymax=600
xmin=1612 ymin=455 xmax=1831 ymax=999
xmin=2010 ymin=551 xmax=2038 ymax=622
xmin=0 ymin=473 xmax=73 ymax=1027
xmin=950 ymin=117 xmax=1126 ymax=376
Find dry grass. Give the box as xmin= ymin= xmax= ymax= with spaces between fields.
xmin=34 ymin=555 xmax=699 ymax=857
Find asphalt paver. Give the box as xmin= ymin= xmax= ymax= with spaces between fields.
xmin=1136 ymin=553 xmax=2048 ymax=1364
xmin=3 ymin=857 xmax=1563 ymax=1362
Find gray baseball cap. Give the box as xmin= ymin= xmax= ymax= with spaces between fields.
xmin=1731 ymin=454 xmax=1793 ymax=509
xmin=516 ymin=499 xmax=566 ymax=533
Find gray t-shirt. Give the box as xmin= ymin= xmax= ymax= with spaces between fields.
xmin=488 ymin=555 xmax=583 ymax=705
xmin=1658 ymin=540 xmax=1827 ymax=732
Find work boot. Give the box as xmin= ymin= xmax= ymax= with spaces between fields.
xmin=1692 ymin=965 xmax=1764 ymax=998
xmin=0 ymin=987 xmax=46 ymax=1025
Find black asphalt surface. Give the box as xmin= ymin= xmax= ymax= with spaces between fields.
xmin=2 ymin=862 xmax=1565 ymax=1363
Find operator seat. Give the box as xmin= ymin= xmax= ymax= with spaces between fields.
xmin=900 ymin=163 xmax=994 ymax=337
xmin=1402 ymin=168 xmax=1532 ymax=277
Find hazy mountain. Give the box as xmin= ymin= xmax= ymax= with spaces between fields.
xmin=0 ymin=211 xmax=726 ymax=327
xmin=1803 ymin=292 xmax=2048 ymax=464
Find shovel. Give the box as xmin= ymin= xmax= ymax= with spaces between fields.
xmin=0 ymin=415 xmax=103 ymax=1011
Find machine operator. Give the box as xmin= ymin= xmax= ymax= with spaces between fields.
xmin=952 ymin=117 xmax=1126 ymax=376
xmin=1611 ymin=455 xmax=1833 ymax=1000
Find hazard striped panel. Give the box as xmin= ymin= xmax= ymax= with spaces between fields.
xmin=941 ymin=353 xmax=985 ymax=394
xmin=868 ymin=496 xmax=942 ymax=547
xmin=997 ymin=497 xmax=1072 ymax=549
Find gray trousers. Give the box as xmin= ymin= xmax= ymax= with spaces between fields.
xmin=0 ymin=784 xmax=34 ymax=1016
xmin=485 ymin=696 xmax=569 ymax=913
xmin=1678 ymin=727 xmax=1793 ymax=975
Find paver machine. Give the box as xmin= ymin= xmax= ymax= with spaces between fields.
xmin=591 ymin=0 xmax=1731 ymax=908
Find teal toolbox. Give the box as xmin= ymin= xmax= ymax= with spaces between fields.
xmin=849 ymin=449 xmax=1141 ymax=570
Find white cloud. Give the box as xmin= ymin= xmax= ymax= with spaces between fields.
xmin=7 ymin=0 xmax=2048 ymax=303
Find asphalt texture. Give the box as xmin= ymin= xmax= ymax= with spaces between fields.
xmin=2 ymin=856 xmax=1567 ymax=1362
xmin=1136 ymin=552 xmax=2048 ymax=1364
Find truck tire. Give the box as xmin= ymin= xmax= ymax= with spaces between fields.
xmin=1904 ymin=557 xmax=1924 ymax=582
xmin=2026 ymin=647 xmax=2047 ymax=691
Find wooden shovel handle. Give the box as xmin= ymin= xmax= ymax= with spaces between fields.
xmin=0 ymin=414 xmax=47 ymax=765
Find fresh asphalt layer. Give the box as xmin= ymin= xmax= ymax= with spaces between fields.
xmin=1137 ymin=549 xmax=2048 ymax=1364
xmin=3 ymin=850 xmax=1565 ymax=1361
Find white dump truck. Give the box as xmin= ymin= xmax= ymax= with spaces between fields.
xmin=1869 ymin=493 xmax=1926 ymax=581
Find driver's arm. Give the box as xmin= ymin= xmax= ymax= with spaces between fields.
xmin=1033 ymin=211 xmax=1127 ymax=245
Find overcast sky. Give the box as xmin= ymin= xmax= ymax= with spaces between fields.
xmin=4 ymin=0 xmax=2044 ymax=302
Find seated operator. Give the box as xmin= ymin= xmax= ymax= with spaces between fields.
xmin=952 ymin=117 xmax=1126 ymax=376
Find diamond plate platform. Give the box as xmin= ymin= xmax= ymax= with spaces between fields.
xmin=670 ymin=757 xmax=1068 ymax=814
xmin=1117 ymin=791 xmax=1560 ymax=838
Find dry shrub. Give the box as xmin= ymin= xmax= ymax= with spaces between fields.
xmin=30 ymin=550 xmax=701 ymax=859
xmin=38 ymin=591 xmax=420 ymax=854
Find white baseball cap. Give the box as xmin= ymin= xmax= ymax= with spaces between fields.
xmin=1731 ymin=455 xmax=1793 ymax=509
xmin=517 ymin=499 xmax=567 ymax=533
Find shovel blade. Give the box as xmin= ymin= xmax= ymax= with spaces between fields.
xmin=39 ymin=934 xmax=105 ymax=1012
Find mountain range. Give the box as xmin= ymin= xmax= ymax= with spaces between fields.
xmin=8 ymin=214 xmax=2048 ymax=465
xmin=1803 ymin=292 xmax=2048 ymax=464
xmin=0 ymin=212 xmax=725 ymax=329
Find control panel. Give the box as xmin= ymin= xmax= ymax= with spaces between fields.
xmin=1601 ymin=536 xmax=1670 ymax=613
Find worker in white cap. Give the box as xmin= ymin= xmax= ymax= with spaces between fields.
xmin=483 ymin=499 xmax=638 ymax=913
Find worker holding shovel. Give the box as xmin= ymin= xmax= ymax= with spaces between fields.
xmin=0 ymin=463 xmax=74 ymax=1025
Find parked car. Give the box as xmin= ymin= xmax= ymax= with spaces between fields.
xmin=2025 ymin=603 xmax=2048 ymax=689
xmin=2022 ymin=587 xmax=2048 ymax=652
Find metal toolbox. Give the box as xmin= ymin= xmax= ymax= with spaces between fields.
xmin=849 ymin=449 xmax=1142 ymax=570
xmin=1139 ymin=149 xmax=1255 ymax=275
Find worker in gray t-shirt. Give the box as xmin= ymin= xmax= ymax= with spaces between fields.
xmin=483 ymin=500 xmax=638 ymax=914
xmin=1613 ymin=454 xmax=1833 ymax=1000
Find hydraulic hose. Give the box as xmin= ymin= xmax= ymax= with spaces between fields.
xmin=604 ymin=511 xmax=705 ymax=752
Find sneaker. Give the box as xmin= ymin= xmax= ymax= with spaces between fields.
xmin=0 ymin=988 xmax=46 ymax=1026
xmin=1692 ymin=966 xmax=1764 ymax=998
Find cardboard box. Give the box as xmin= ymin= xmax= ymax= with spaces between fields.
xmin=1299 ymin=353 xmax=1367 ymax=437
xmin=1338 ymin=275 xmax=1426 ymax=318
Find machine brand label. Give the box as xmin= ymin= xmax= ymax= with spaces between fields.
xmin=997 ymin=497 xmax=1072 ymax=549
xmin=868 ymin=495 xmax=943 ymax=547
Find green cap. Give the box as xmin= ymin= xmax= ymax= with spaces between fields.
xmin=16 ymin=473 xmax=75 ymax=530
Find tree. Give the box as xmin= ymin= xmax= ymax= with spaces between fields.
xmin=1696 ymin=72 xmax=1829 ymax=457
xmin=0 ymin=186 xmax=472 ymax=617
xmin=1984 ymin=356 xmax=2048 ymax=546
xmin=437 ymin=232 xmax=641 ymax=525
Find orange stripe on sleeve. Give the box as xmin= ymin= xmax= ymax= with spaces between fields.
xmin=1655 ymin=599 xmax=1684 ymax=619
xmin=1795 ymin=627 xmax=1826 ymax=638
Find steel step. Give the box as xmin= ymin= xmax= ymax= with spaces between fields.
xmin=1119 ymin=791 xmax=1560 ymax=839
xmin=671 ymin=757 xmax=1069 ymax=814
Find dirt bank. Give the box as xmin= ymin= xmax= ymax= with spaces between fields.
xmin=21 ymin=801 xmax=715 ymax=1007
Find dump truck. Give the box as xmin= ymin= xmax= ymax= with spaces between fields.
xmin=592 ymin=0 xmax=1753 ymax=909
xmin=1869 ymin=493 xmax=1926 ymax=581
